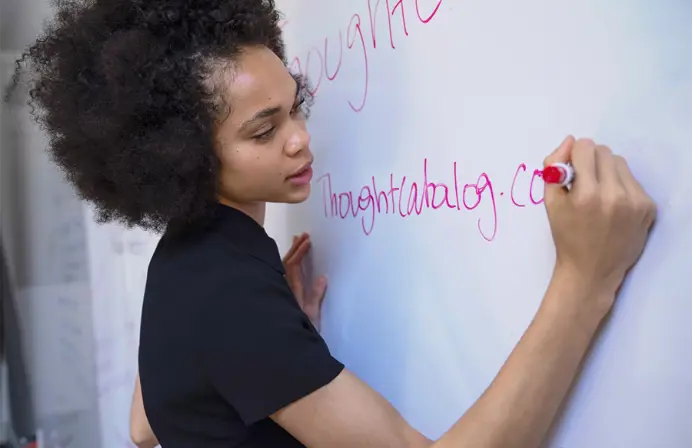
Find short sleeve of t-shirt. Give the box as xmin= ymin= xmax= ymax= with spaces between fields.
xmin=201 ymin=258 xmax=344 ymax=425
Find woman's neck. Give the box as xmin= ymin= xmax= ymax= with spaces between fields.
xmin=218 ymin=198 xmax=266 ymax=226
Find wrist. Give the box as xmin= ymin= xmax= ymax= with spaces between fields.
xmin=544 ymin=263 xmax=616 ymax=326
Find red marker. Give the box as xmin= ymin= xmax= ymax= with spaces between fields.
xmin=542 ymin=162 xmax=575 ymax=187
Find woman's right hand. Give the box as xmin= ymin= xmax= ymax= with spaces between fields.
xmin=543 ymin=136 xmax=657 ymax=315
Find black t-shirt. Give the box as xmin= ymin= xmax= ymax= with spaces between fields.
xmin=138 ymin=204 xmax=344 ymax=447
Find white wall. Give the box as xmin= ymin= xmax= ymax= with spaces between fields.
xmin=1 ymin=1 xmax=103 ymax=446
xmin=0 ymin=2 xmax=297 ymax=446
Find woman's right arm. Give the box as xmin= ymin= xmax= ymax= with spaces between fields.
xmin=130 ymin=373 xmax=159 ymax=448
xmin=274 ymin=267 xmax=605 ymax=448
xmin=269 ymin=137 xmax=657 ymax=448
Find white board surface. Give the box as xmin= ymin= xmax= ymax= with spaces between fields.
xmin=276 ymin=1 xmax=692 ymax=446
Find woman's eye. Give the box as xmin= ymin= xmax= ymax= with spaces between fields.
xmin=253 ymin=127 xmax=276 ymax=142
xmin=252 ymin=97 xmax=306 ymax=143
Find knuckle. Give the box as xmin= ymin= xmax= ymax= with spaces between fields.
xmin=575 ymin=137 xmax=596 ymax=147
xmin=642 ymin=196 xmax=658 ymax=218
xmin=614 ymin=154 xmax=627 ymax=165
xmin=595 ymin=144 xmax=613 ymax=156
xmin=639 ymin=205 xmax=653 ymax=222
xmin=614 ymin=155 xmax=632 ymax=174
xmin=573 ymin=138 xmax=596 ymax=154
xmin=649 ymin=204 xmax=659 ymax=223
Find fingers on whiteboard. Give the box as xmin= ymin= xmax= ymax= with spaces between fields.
xmin=283 ymin=232 xmax=310 ymax=265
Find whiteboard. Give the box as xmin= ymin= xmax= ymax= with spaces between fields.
xmin=276 ymin=0 xmax=692 ymax=446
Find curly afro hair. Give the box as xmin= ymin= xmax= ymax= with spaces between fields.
xmin=9 ymin=0 xmax=297 ymax=231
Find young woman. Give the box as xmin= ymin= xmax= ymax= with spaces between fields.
xmin=12 ymin=1 xmax=656 ymax=447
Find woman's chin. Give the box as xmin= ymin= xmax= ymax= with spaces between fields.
xmin=280 ymin=183 xmax=311 ymax=204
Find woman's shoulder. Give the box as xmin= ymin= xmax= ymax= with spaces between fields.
xmin=150 ymin=221 xmax=241 ymax=270
xmin=146 ymin=223 xmax=284 ymax=299
xmin=151 ymin=209 xmax=283 ymax=278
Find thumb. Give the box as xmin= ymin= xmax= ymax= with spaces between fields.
xmin=311 ymin=276 xmax=328 ymax=305
xmin=542 ymin=135 xmax=575 ymax=203
xmin=304 ymin=276 xmax=328 ymax=329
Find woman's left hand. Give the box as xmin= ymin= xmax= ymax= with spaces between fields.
xmin=282 ymin=233 xmax=328 ymax=330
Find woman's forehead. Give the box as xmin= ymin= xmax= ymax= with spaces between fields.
xmin=225 ymin=47 xmax=294 ymax=109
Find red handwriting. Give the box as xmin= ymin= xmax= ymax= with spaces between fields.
xmin=510 ymin=164 xmax=545 ymax=207
xmin=346 ymin=14 xmax=368 ymax=112
xmin=415 ymin=0 xmax=443 ymax=23
xmin=304 ymin=46 xmax=324 ymax=95
xmin=324 ymin=31 xmax=343 ymax=80
xmin=316 ymin=159 xmax=546 ymax=241
xmin=367 ymin=0 xmax=409 ymax=49
xmin=286 ymin=0 xmax=444 ymax=111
